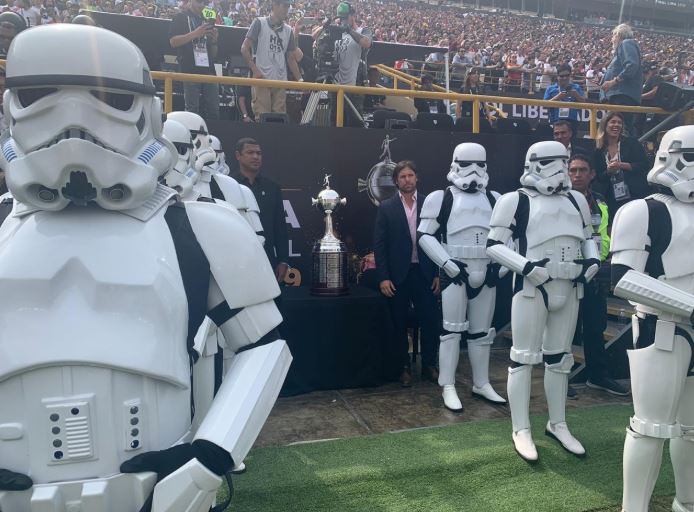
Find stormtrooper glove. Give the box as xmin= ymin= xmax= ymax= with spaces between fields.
xmin=0 ymin=468 xmax=33 ymax=491
xmin=573 ymin=258 xmax=600 ymax=284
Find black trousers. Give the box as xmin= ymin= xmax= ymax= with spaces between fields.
xmin=575 ymin=280 xmax=609 ymax=381
xmin=606 ymin=94 xmax=638 ymax=137
xmin=386 ymin=263 xmax=439 ymax=377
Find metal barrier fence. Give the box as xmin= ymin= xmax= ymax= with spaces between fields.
xmin=150 ymin=69 xmax=674 ymax=137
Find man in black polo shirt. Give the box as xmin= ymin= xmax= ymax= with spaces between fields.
xmin=233 ymin=137 xmax=289 ymax=283
xmin=169 ymin=0 xmax=220 ymax=119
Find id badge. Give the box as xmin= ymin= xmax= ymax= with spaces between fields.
xmin=612 ymin=179 xmax=631 ymax=201
xmin=558 ymin=107 xmax=570 ymax=118
xmin=194 ymin=44 xmax=209 ymax=67
xmin=429 ymin=104 xmax=439 ymax=114
xmin=590 ymin=213 xmax=601 ymax=228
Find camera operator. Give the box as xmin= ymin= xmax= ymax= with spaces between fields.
xmin=312 ymin=1 xmax=371 ymax=127
xmin=169 ymin=0 xmax=220 ymax=119
xmin=543 ymin=63 xmax=586 ymax=125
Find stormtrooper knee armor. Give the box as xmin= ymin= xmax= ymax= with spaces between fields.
xmin=486 ymin=141 xmax=599 ymax=461
xmin=611 ymin=126 xmax=694 ymax=512
xmin=0 ymin=25 xmax=291 ymax=512
xmin=418 ymin=143 xmax=506 ymax=412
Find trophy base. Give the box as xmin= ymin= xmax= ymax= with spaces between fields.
xmin=311 ymin=244 xmax=349 ymax=297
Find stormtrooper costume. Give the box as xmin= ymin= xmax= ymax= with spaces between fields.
xmin=165 ymin=111 xmax=264 ymax=243
xmin=210 ymin=135 xmax=230 ymax=176
xmin=486 ymin=141 xmax=600 ymax=461
xmin=0 ymin=24 xmax=292 ymax=512
xmin=610 ymin=125 xmax=694 ymax=512
xmin=417 ymin=143 xmax=506 ymax=411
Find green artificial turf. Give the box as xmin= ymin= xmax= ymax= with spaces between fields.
xmin=220 ymin=404 xmax=675 ymax=512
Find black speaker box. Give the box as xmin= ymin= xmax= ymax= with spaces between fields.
xmin=653 ymin=81 xmax=694 ymax=110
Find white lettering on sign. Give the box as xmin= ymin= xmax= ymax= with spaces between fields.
xmin=284 ymin=200 xmax=300 ymax=229
xmin=288 ymin=240 xmax=301 ymax=257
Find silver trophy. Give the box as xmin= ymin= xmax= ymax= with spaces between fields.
xmin=311 ymin=174 xmax=349 ymax=296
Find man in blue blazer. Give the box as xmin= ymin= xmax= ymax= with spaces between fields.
xmin=374 ymin=160 xmax=440 ymax=387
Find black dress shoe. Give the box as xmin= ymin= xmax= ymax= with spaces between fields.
xmin=399 ymin=368 xmax=413 ymax=387
xmin=421 ymin=366 xmax=439 ymax=383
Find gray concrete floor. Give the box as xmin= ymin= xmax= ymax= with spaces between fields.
xmin=255 ymin=347 xmax=632 ymax=448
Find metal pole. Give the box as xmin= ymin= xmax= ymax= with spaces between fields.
xmin=618 ymin=0 xmax=625 ymax=24
xmin=589 ymin=108 xmax=598 ymax=139
xmin=336 ymin=89 xmax=345 ymax=127
xmin=472 ymin=99 xmax=480 ymax=134
xmin=164 ymin=77 xmax=173 ymax=113
xmin=638 ymin=100 xmax=694 ymax=143
xmin=444 ymin=51 xmax=451 ymax=115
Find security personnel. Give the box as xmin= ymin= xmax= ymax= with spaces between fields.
xmin=567 ymin=153 xmax=629 ymax=396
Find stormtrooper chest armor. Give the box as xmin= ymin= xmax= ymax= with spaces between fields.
xmin=0 ymin=206 xmax=191 ymax=484
xmin=656 ymin=195 xmax=694 ymax=292
xmin=444 ymin=189 xmax=493 ymax=260
xmin=523 ymin=192 xmax=585 ymax=264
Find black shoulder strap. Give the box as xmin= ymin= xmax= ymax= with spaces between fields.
xmin=645 ymin=197 xmax=671 ymax=279
xmin=0 ymin=197 xmax=13 ymax=228
xmin=164 ymin=202 xmax=211 ymax=362
xmin=485 ymin=190 xmax=497 ymax=209
xmin=565 ymin=192 xmax=586 ymax=228
xmin=435 ymin=187 xmax=454 ymax=243
xmin=209 ymin=175 xmax=224 ymax=201
xmin=512 ymin=190 xmax=529 ymax=244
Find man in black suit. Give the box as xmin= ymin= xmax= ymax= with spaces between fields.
xmin=553 ymin=120 xmax=594 ymax=157
xmin=374 ymin=160 xmax=440 ymax=387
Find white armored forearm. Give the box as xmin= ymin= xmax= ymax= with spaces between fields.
xmin=418 ymin=232 xmax=451 ymax=268
xmin=486 ymin=227 xmax=529 ymax=276
xmin=581 ymin=237 xmax=600 ymax=262
xmin=615 ymin=269 xmax=694 ymax=323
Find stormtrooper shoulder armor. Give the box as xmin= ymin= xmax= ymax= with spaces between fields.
xmin=211 ymin=173 xmax=245 ymax=209
xmin=610 ymin=199 xmax=650 ymax=254
xmin=420 ymin=189 xmax=444 ymax=220
xmin=185 ymin=201 xmax=280 ymax=309
xmin=489 ymin=191 xmax=520 ymax=232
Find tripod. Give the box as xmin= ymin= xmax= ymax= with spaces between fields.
xmin=300 ymin=73 xmax=366 ymax=127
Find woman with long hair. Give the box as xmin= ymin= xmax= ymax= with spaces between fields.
xmin=455 ymin=68 xmax=486 ymax=121
xmin=593 ymin=111 xmax=651 ymax=222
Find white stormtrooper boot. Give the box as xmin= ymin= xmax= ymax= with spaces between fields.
xmin=439 ymin=333 xmax=463 ymax=412
xmin=670 ymin=424 xmax=694 ymax=512
xmin=468 ymin=330 xmax=506 ymax=404
xmin=544 ymin=354 xmax=585 ymax=457
xmin=508 ymin=364 xmax=537 ymax=461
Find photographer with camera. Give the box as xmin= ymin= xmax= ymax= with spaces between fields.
xmin=169 ymin=0 xmax=220 ymax=119
xmin=240 ymin=0 xmax=303 ymax=117
xmin=312 ymin=1 xmax=371 ymax=127
xmin=543 ymin=63 xmax=586 ymax=125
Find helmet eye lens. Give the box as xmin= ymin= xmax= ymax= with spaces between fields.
xmin=539 ymin=159 xmax=554 ymax=166
xmin=174 ymin=142 xmax=192 ymax=156
xmin=682 ymin=152 xmax=694 ymax=163
xmin=90 ymin=90 xmax=134 ymax=111
xmin=17 ymin=87 xmax=58 ymax=107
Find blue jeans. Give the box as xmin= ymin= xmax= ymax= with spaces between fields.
xmin=183 ymin=81 xmax=220 ymax=120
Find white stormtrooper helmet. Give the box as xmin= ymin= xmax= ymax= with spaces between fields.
xmin=166 ymin=111 xmax=216 ymax=171
xmin=647 ymin=125 xmax=694 ymax=203
xmin=2 ymin=24 xmax=175 ymax=211
xmin=162 ymin=119 xmax=197 ymax=197
xmin=209 ymin=135 xmax=229 ymax=175
xmin=447 ymin=142 xmax=488 ymax=192
xmin=520 ymin=141 xmax=570 ymax=195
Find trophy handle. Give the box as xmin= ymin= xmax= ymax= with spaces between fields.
xmin=311 ymin=198 xmax=319 ymax=207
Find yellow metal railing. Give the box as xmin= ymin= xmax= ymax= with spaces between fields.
xmin=146 ymin=70 xmax=671 ymax=137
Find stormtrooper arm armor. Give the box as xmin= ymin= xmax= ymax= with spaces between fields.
xmin=416 ymin=190 xmax=459 ymax=277
xmin=486 ymin=192 xmax=549 ymax=286
xmin=572 ymin=191 xmax=600 ymax=283
xmin=150 ymin=201 xmax=292 ymax=512
xmin=609 ymin=199 xmax=694 ymax=322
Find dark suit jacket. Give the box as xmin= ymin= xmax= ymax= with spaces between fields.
xmin=568 ymin=138 xmax=594 ymax=158
xmin=373 ymin=192 xmax=436 ymax=285
xmin=593 ymin=136 xmax=652 ymax=215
